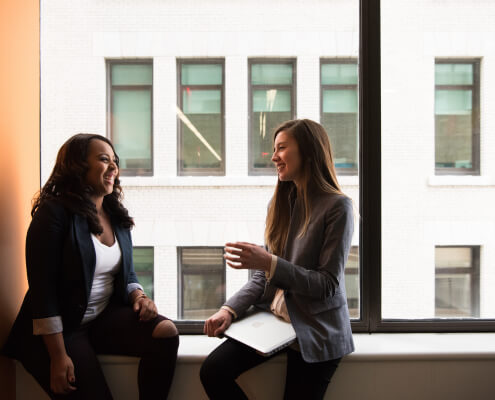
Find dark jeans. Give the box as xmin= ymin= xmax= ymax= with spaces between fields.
xmin=17 ymin=303 xmax=179 ymax=400
xmin=200 ymin=339 xmax=341 ymax=400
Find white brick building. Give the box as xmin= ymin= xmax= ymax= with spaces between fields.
xmin=40 ymin=0 xmax=494 ymax=320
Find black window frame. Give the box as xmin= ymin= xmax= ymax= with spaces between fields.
xmin=175 ymin=0 xmax=495 ymax=334
xmin=177 ymin=58 xmax=226 ymax=176
xmin=177 ymin=246 xmax=226 ymax=322
xmin=107 ymin=59 xmax=154 ymax=176
xmin=434 ymin=58 xmax=481 ymax=176
xmin=248 ymin=58 xmax=297 ymax=176
xmin=320 ymin=58 xmax=359 ymax=176
xmin=362 ymin=0 xmax=493 ymax=333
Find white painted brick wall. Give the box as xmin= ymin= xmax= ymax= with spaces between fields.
xmin=40 ymin=0 xmax=495 ymax=320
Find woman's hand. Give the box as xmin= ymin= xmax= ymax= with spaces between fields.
xmin=131 ymin=290 xmax=158 ymax=321
xmin=42 ymin=333 xmax=76 ymax=395
xmin=49 ymin=354 xmax=76 ymax=395
xmin=204 ymin=309 xmax=233 ymax=337
xmin=224 ymin=242 xmax=272 ymax=272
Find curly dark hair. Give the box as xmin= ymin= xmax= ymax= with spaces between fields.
xmin=32 ymin=133 xmax=134 ymax=233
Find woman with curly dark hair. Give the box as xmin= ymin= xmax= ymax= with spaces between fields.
xmin=3 ymin=134 xmax=178 ymax=399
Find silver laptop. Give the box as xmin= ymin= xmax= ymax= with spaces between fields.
xmin=224 ymin=308 xmax=296 ymax=356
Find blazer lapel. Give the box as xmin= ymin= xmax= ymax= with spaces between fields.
xmin=73 ymin=214 xmax=96 ymax=299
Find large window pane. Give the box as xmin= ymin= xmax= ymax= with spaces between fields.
xmin=249 ymin=60 xmax=295 ymax=173
xmin=41 ymin=1 xmax=360 ymax=332
xmin=108 ymin=61 xmax=153 ymax=175
xmin=178 ymin=61 xmax=224 ymax=175
xmin=381 ymin=1 xmax=491 ymax=323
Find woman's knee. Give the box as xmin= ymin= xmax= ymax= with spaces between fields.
xmin=152 ymin=320 xmax=178 ymax=339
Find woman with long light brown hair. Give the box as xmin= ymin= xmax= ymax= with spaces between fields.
xmin=201 ymin=119 xmax=355 ymax=399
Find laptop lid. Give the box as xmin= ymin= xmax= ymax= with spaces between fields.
xmin=224 ymin=308 xmax=296 ymax=356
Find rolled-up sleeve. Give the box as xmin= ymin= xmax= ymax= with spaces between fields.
xmin=33 ymin=316 xmax=63 ymax=335
xmin=127 ymin=282 xmax=144 ymax=295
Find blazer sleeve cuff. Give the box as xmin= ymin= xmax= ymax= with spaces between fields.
xmin=33 ymin=316 xmax=63 ymax=335
xmin=221 ymin=305 xmax=238 ymax=320
xmin=127 ymin=282 xmax=144 ymax=295
xmin=265 ymin=255 xmax=278 ymax=281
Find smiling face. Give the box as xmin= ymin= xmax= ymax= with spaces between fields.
xmin=84 ymin=139 xmax=119 ymax=200
xmin=271 ymin=130 xmax=303 ymax=185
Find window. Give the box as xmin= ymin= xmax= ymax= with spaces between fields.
xmin=320 ymin=59 xmax=358 ymax=174
xmin=177 ymin=60 xmax=225 ymax=175
xmin=435 ymin=246 xmax=480 ymax=318
xmin=133 ymin=247 xmax=154 ymax=299
xmin=40 ymin=1 xmax=495 ymax=334
xmin=107 ymin=61 xmax=153 ymax=176
xmin=379 ymin=4 xmax=493 ymax=332
xmin=345 ymin=246 xmax=360 ymax=319
xmin=249 ymin=59 xmax=296 ymax=174
xmin=435 ymin=60 xmax=480 ymax=175
xmin=178 ymin=247 xmax=226 ymax=320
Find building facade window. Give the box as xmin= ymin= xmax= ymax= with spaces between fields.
xmin=248 ymin=59 xmax=296 ymax=175
xmin=107 ymin=60 xmax=153 ymax=176
xmin=133 ymin=247 xmax=154 ymax=300
xmin=177 ymin=60 xmax=225 ymax=175
xmin=435 ymin=246 xmax=480 ymax=318
xmin=345 ymin=246 xmax=360 ymax=319
xmin=178 ymin=247 xmax=226 ymax=320
xmin=435 ymin=60 xmax=480 ymax=175
xmin=320 ymin=59 xmax=358 ymax=174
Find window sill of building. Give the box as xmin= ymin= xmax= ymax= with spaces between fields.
xmin=120 ymin=175 xmax=360 ymax=188
xmin=96 ymin=332 xmax=495 ymax=364
xmin=428 ymin=175 xmax=493 ymax=187
xmin=15 ymin=333 xmax=495 ymax=399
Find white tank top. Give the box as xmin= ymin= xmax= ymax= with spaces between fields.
xmin=81 ymin=234 xmax=122 ymax=324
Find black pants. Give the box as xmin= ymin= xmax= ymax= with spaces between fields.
xmin=17 ymin=303 xmax=179 ymax=400
xmin=200 ymin=338 xmax=341 ymax=400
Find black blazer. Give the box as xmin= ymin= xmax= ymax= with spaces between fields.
xmin=3 ymin=199 xmax=139 ymax=359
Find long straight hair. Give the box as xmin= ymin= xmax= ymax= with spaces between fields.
xmin=265 ymin=119 xmax=344 ymax=256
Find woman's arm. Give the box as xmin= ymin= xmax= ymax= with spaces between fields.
xmin=223 ymin=197 xmax=354 ymax=300
xmin=26 ymin=201 xmax=68 ymax=334
xmin=270 ymin=196 xmax=354 ymax=299
xmin=42 ymin=333 xmax=76 ymax=395
xmin=27 ymin=202 xmax=77 ymax=393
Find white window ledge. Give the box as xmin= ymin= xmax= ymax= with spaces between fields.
xmin=119 ymin=175 xmax=359 ymax=188
xmin=98 ymin=333 xmax=495 ymax=365
xmin=16 ymin=333 xmax=495 ymax=400
xmin=428 ymin=175 xmax=493 ymax=187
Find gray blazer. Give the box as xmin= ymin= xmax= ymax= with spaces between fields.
xmin=225 ymin=191 xmax=354 ymax=362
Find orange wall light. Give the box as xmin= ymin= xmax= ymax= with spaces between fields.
xmin=0 ymin=0 xmax=40 ymax=398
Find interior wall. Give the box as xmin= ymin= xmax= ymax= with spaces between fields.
xmin=0 ymin=0 xmax=40 ymax=399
